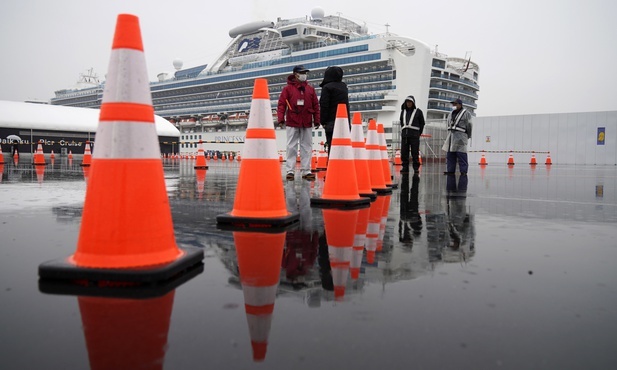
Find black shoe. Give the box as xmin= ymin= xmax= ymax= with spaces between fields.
xmin=400 ymin=168 xmax=409 ymax=174
xmin=286 ymin=173 xmax=295 ymax=180
xmin=443 ymin=171 xmax=455 ymax=175
xmin=302 ymin=173 xmax=316 ymax=180
xmin=460 ymin=172 xmax=467 ymax=176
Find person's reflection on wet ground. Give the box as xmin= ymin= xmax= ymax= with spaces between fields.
xmin=398 ymin=173 xmax=422 ymax=246
xmin=444 ymin=174 xmax=475 ymax=262
xmin=283 ymin=181 xmax=318 ymax=290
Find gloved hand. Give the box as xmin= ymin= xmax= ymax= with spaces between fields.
xmin=277 ymin=120 xmax=285 ymax=128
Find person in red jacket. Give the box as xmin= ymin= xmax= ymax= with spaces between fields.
xmin=277 ymin=65 xmax=320 ymax=180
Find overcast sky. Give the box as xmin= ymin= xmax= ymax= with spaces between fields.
xmin=0 ymin=0 xmax=615 ymax=116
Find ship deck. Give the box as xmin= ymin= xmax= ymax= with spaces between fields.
xmin=1 ymin=158 xmax=616 ymax=369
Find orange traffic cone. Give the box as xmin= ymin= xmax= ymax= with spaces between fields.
xmin=50 ymin=150 xmax=55 ymax=162
xmin=310 ymin=104 xmax=370 ymax=209
xmin=351 ymin=206 xmax=370 ymax=280
xmin=393 ymin=149 xmax=402 ymax=165
xmin=545 ymin=152 xmax=552 ymax=165
xmin=39 ymin=14 xmax=203 ymax=283
xmin=217 ymin=79 xmax=298 ymax=230
xmin=365 ymin=195 xmax=385 ymax=264
xmin=13 ymin=148 xmax=18 ymax=160
xmin=196 ymin=168 xmax=206 ymax=199
xmin=507 ymin=151 xmax=515 ymax=166
xmin=377 ymin=123 xmax=396 ymax=189
xmin=478 ymin=150 xmax=487 ymax=165
xmin=77 ymin=291 xmax=175 ymax=370
xmin=33 ymin=142 xmax=46 ymax=166
xmin=529 ymin=151 xmax=538 ymax=165
xmin=316 ymin=146 xmax=328 ymax=170
xmin=0 ymin=144 xmax=4 ymax=165
xmin=365 ymin=120 xmax=392 ymax=195
xmin=68 ymin=150 xmax=73 ymax=160
xmin=81 ymin=141 xmax=92 ymax=167
xmin=350 ymin=112 xmax=377 ymax=200
xmin=279 ymin=152 xmax=284 ymax=163
xmin=237 ymin=152 xmax=242 ymax=161
xmin=324 ymin=209 xmax=358 ymax=301
xmin=194 ymin=140 xmax=208 ymax=169
xmin=0 ymin=164 xmax=4 ymax=183
xmin=234 ymin=231 xmax=285 ymax=362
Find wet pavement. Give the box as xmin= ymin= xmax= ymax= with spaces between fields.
xmin=1 ymin=156 xmax=616 ymax=369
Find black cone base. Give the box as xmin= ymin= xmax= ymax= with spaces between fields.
xmin=216 ymin=211 xmax=299 ymax=232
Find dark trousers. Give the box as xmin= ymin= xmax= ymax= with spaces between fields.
xmin=325 ymin=129 xmax=333 ymax=157
xmin=446 ymin=151 xmax=469 ymax=173
xmin=401 ymin=135 xmax=420 ymax=170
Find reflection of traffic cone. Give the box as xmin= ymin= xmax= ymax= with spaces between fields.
xmin=507 ymin=151 xmax=515 ymax=166
xmin=194 ymin=140 xmax=208 ymax=169
xmin=81 ymin=141 xmax=92 ymax=167
xmin=529 ymin=151 xmax=537 ymax=165
xmin=196 ymin=169 xmax=206 ymax=199
xmin=365 ymin=195 xmax=385 ymax=264
xmin=82 ymin=166 xmax=90 ymax=183
xmin=33 ymin=142 xmax=46 ymax=165
xmin=234 ymin=231 xmax=285 ymax=362
xmin=311 ymin=104 xmax=370 ymax=209
xmin=377 ymin=195 xmax=391 ymax=252
xmin=366 ymin=120 xmax=392 ymax=194
xmin=393 ymin=150 xmax=402 ymax=165
xmin=545 ymin=152 xmax=552 ymax=165
xmin=418 ymin=151 xmax=423 ymax=166
xmin=478 ymin=150 xmax=487 ymax=165
xmin=351 ymin=112 xmax=377 ymax=200
xmin=351 ymin=207 xmax=370 ymax=280
xmin=39 ymin=14 xmax=202 ymax=283
xmin=35 ymin=165 xmax=45 ymax=185
xmin=78 ymin=291 xmax=175 ymax=370
xmin=324 ymin=209 xmax=358 ymax=301
xmin=377 ymin=123 xmax=396 ymax=188
xmin=217 ymin=79 xmax=298 ymax=230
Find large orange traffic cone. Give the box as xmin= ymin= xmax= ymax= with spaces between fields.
xmin=234 ymin=231 xmax=285 ymax=362
xmin=351 ymin=112 xmax=377 ymax=200
xmin=39 ymin=14 xmax=203 ymax=283
xmin=393 ymin=149 xmax=402 ymax=165
xmin=365 ymin=120 xmax=392 ymax=195
xmin=478 ymin=150 xmax=487 ymax=165
xmin=507 ymin=151 xmax=515 ymax=166
xmin=377 ymin=123 xmax=396 ymax=189
xmin=33 ymin=142 xmax=46 ymax=165
xmin=311 ymin=104 xmax=370 ymax=209
xmin=350 ymin=206 xmax=370 ymax=280
xmin=217 ymin=79 xmax=298 ymax=230
xmin=81 ymin=141 xmax=92 ymax=167
xmin=529 ymin=151 xmax=538 ymax=165
xmin=77 ymin=291 xmax=175 ymax=370
xmin=324 ymin=209 xmax=358 ymax=301
xmin=545 ymin=152 xmax=552 ymax=165
xmin=194 ymin=140 xmax=208 ymax=169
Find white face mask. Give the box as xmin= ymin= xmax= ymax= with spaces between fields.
xmin=297 ymin=74 xmax=307 ymax=82
xmin=451 ymin=105 xmax=458 ymax=111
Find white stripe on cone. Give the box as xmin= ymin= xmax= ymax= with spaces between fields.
xmin=93 ymin=121 xmax=161 ymax=159
xmin=241 ymin=95 xmax=278 ymax=160
xmin=103 ymin=49 xmax=152 ymax=105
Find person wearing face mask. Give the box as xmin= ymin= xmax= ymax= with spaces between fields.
xmin=399 ymin=95 xmax=425 ymax=174
xmin=442 ymin=98 xmax=472 ymax=175
xmin=278 ymin=65 xmax=321 ymax=180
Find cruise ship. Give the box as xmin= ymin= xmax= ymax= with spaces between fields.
xmin=50 ymin=8 xmax=480 ymax=156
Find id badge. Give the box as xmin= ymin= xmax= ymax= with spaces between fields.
xmin=297 ymin=99 xmax=304 ymax=106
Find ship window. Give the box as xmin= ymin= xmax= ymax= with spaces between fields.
xmin=281 ymin=29 xmax=298 ymax=37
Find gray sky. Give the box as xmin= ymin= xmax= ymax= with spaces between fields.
xmin=1 ymin=0 xmax=615 ymax=116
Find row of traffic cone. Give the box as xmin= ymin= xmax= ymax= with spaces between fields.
xmin=478 ymin=151 xmax=553 ymax=165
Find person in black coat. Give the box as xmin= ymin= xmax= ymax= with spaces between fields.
xmin=319 ymin=66 xmax=349 ymax=156
xmin=399 ymin=95 xmax=425 ymax=173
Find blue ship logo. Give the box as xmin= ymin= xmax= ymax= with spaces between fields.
xmin=237 ymin=37 xmax=261 ymax=53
